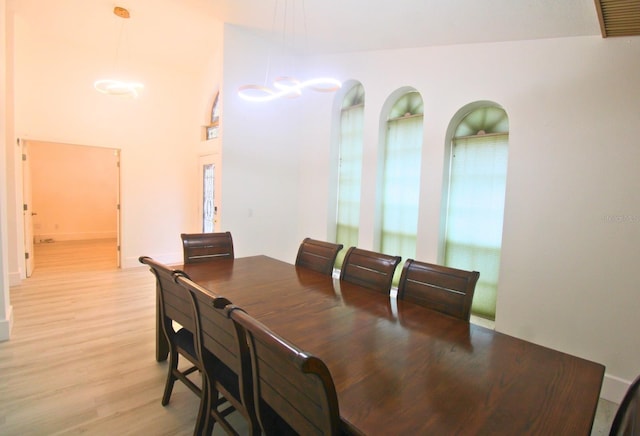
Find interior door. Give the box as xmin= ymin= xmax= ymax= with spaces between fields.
xmin=115 ymin=149 xmax=121 ymax=268
xmin=22 ymin=139 xmax=35 ymax=277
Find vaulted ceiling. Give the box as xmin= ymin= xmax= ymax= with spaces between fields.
xmin=10 ymin=0 xmax=634 ymax=70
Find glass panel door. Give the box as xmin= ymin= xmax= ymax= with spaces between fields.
xmin=202 ymin=162 xmax=215 ymax=232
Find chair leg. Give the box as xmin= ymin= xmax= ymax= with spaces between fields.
xmin=195 ymin=377 xmax=210 ymax=436
xmin=203 ymin=389 xmax=237 ymax=435
xmin=161 ymin=350 xmax=178 ymax=406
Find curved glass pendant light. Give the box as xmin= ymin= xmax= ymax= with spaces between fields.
xmin=238 ymin=76 xmax=342 ymax=102
xmin=237 ymin=0 xmax=341 ymax=103
xmin=94 ymin=79 xmax=144 ymax=98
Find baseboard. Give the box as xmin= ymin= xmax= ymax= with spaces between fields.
xmin=601 ymin=373 xmax=632 ymax=404
xmin=0 ymin=306 xmax=14 ymax=341
xmin=9 ymin=270 xmax=23 ymax=286
xmin=34 ymin=232 xmax=117 ymax=242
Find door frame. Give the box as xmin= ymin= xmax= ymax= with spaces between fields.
xmin=21 ymin=139 xmax=34 ymax=277
xmin=20 ymin=139 xmax=122 ymax=272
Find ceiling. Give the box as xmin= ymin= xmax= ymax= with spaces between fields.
xmin=9 ymin=0 xmax=612 ymax=69
xmin=211 ymin=0 xmax=603 ymax=53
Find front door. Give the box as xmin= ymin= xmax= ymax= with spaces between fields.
xmin=198 ymin=154 xmax=219 ymax=232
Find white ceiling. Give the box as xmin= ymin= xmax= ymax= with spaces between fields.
xmin=212 ymin=0 xmax=603 ymax=53
xmin=9 ymin=0 xmax=603 ymax=68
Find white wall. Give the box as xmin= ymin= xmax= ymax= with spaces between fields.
xmin=30 ymin=141 xmax=118 ymax=242
xmin=0 ymin=0 xmax=14 ymax=341
xmin=221 ymin=28 xmax=640 ymax=402
xmin=7 ymin=12 xmax=224 ymax=272
xmin=220 ymin=25 xmax=306 ymax=261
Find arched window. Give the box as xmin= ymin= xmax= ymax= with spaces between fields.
xmin=335 ymin=84 xmax=364 ymax=266
xmin=443 ymin=104 xmax=509 ymax=320
xmin=380 ymin=91 xmax=423 ymax=272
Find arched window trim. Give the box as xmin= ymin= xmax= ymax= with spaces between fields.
xmin=377 ymin=90 xmax=424 ymax=280
xmin=341 ymin=102 xmax=364 ymax=112
xmin=441 ymin=102 xmax=509 ymax=321
xmin=455 ymin=131 xmax=509 ymax=140
xmin=388 ymin=112 xmax=423 ymax=122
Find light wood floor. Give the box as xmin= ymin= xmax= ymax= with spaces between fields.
xmin=0 ymin=239 xmax=618 ymax=435
xmin=0 ymin=239 xmax=245 ymax=435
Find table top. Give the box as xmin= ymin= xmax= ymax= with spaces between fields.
xmin=181 ymin=255 xmax=605 ymax=435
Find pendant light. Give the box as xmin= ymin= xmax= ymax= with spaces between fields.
xmin=94 ymin=6 xmax=144 ymax=98
xmin=237 ymin=0 xmax=341 ymax=102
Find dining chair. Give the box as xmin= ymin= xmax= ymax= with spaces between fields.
xmin=181 ymin=231 xmax=234 ymax=264
xmin=295 ymin=238 xmax=344 ymax=276
xmin=339 ymin=247 xmax=401 ymax=294
xmin=175 ymin=275 xmax=260 ymax=436
xmin=609 ymin=374 xmax=640 ymax=436
xmin=397 ymin=259 xmax=479 ymax=321
xmin=224 ymin=304 xmax=351 ymax=435
xmin=138 ymin=256 xmax=207 ymax=434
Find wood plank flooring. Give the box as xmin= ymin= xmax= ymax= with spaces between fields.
xmin=0 ymin=239 xmax=618 ymax=435
xmin=0 ymin=239 xmax=245 ymax=435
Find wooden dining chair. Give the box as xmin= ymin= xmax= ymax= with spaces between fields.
xmin=175 ymin=275 xmax=260 ymax=436
xmin=397 ymin=259 xmax=480 ymax=322
xmin=610 ymin=374 xmax=640 ymax=436
xmin=225 ymin=304 xmax=349 ymax=436
xmin=295 ymin=238 xmax=344 ymax=276
xmin=339 ymin=247 xmax=401 ymax=294
xmin=181 ymin=231 xmax=234 ymax=264
xmin=138 ymin=256 xmax=207 ymax=434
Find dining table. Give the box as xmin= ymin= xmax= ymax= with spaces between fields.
xmin=154 ymin=255 xmax=605 ymax=435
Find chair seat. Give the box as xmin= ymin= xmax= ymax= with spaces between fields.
xmin=203 ymin=357 xmax=238 ymax=396
xmin=175 ymin=328 xmax=196 ymax=358
xmin=260 ymin=402 xmax=297 ymax=435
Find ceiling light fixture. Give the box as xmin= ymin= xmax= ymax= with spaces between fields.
xmin=94 ymin=6 xmax=144 ymax=98
xmin=237 ymin=0 xmax=341 ymax=102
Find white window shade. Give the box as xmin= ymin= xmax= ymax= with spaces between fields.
xmin=445 ymin=132 xmax=508 ymax=320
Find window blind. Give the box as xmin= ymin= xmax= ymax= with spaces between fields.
xmin=444 ymin=133 xmax=508 ymax=320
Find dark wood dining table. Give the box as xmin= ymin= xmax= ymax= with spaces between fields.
xmin=155 ymin=255 xmax=605 ymax=435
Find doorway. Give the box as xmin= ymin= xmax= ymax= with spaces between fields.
xmin=22 ymin=140 xmax=121 ymax=274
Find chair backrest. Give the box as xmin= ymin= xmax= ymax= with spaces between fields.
xmin=295 ymin=238 xmax=344 ymax=276
xmin=227 ymin=306 xmax=342 ymax=436
xmin=181 ymin=232 xmax=234 ymax=264
xmin=397 ymin=259 xmax=479 ymax=321
xmin=175 ymin=275 xmax=244 ymax=384
xmin=175 ymin=275 xmax=258 ymax=431
xmin=610 ymin=374 xmax=640 ymax=436
xmin=339 ymin=247 xmax=401 ymax=294
xmin=139 ymin=256 xmax=197 ymax=334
